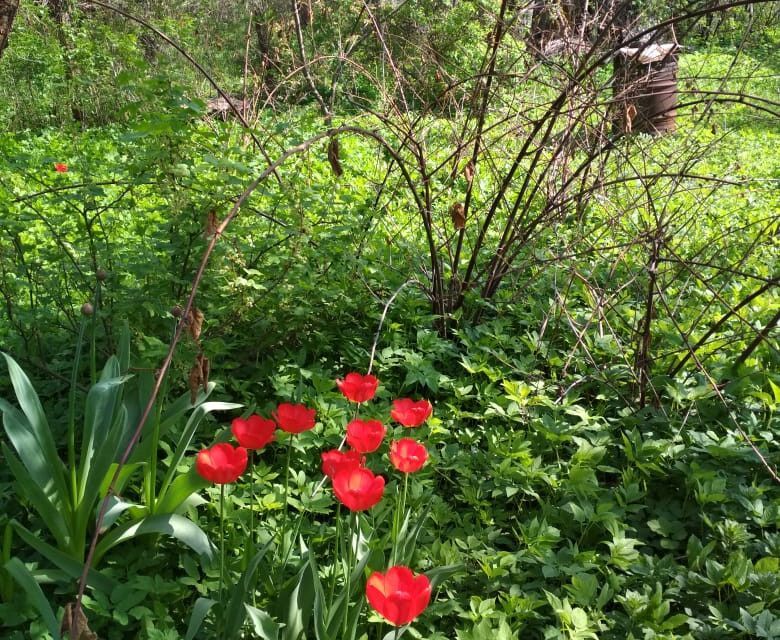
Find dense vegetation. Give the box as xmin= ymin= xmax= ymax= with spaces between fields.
xmin=0 ymin=1 xmax=778 ymax=638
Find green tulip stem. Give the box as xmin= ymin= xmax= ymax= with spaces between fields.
xmin=392 ymin=473 xmax=409 ymax=565
xmin=343 ymin=511 xmax=355 ymax=637
xmin=280 ymin=434 xmax=294 ymax=562
xmin=328 ymin=503 xmax=342 ymax=611
xmin=219 ymin=483 xmax=226 ymax=608
xmin=248 ymin=450 xmax=256 ymax=603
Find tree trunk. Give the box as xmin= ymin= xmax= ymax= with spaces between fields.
xmin=0 ymin=0 xmax=20 ymax=60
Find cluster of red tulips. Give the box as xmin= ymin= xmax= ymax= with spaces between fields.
xmin=325 ymin=372 xmax=433 ymax=626
xmin=193 ymin=371 xmax=434 ymax=628
xmin=194 ymin=402 xmax=315 ymax=484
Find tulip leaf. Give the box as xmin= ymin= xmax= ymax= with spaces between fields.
xmin=425 ymin=563 xmax=465 ymax=588
xmin=101 ymin=495 xmax=138 ymax=531
xmin=2 ymin=443 xmax=70 ymax=549
xmin=281 ymin=553 xmax=318 ymax=640
xmin=4 ymin=558 xmax=61 ymax=640
xmin=156 ymin=401 xmax=242 ymax=502
xmin=94 ymin=514 xmax=214 ymax=563
xmin=154 ymin=466 xmax=210 ymax=515
xmin=184 ymin=597 xmax=216 ymax=640
xmin=11 ymin=521 xmax=117 ymax=594
xmin=0 ymin=354 xmax=68 ymax=508
xmin=245 ymin=604 xmax=279 ymax=640
xmin=78 ymin=366 xmax=129 ymax=499
xmin=223 ymin=540 xmax=274 ymax=638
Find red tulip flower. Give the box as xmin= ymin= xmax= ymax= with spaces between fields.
xmin=390 ymin=398 xmax=433 ymax=427
xmin=346 ymin=418 xmax=386 ymax=453
xmin=366 ymin=566 xmax=432 ymax=626
xmin=273 ymin=403 xmax=316 ymax=433
xmin=389 ymin=438 xmax=428 ymax=473
xmin=332 ymin=466 xmax=385 ymax=511
xmin=321 ymin=449 xmax=364 ymax=479
xmin=231 ymin=414 xmax=276 ymax=450
xmin=195 ymin=443 xmax=248 ymax=484
xmin=337 ymin=372 xmax=379 ymax=403
xmin=54 ymin=162 xmax=68 ymax=173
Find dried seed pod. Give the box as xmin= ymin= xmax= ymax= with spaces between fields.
xmin=624 ymin=103 xmax=637 ymax=133
xmin=327 ymin=137 xmax=343 ymax=177
xmin=197 ymin=353 xmax=210 ymax=393
xmin=205 ymin=211 xmax=220 ymax=238
xmin=188 ymin=361 xmax=203 ymax=404
xmin=463 ymin=160 xmax=474 ymax=184
xmin=188 ymin=308 xmax=205 ymax=342
xmin=171 ymin=305 xmax=183 ymax=318
xmin=450 ymin=202 xmax=466 ymax=230
xmin=60 ymin=603 xmax=97 ymax=640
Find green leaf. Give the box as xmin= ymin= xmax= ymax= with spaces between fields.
xmin=282 ymin=554 xmax=317 ymax=640
xmin=126 ymin=382 xmax=215 ymax=469
xmin=11 ymin=521 xmax=116 ymax=594
xmin=223 ymin=541 xmax=274 ymax=638
xmin=245 ymin=605 xmax=279 ymax=640
xmin=0 ymin=354 xmax=68 ymax=508
xmin=156 ymin=401 xmax=242 ymax=501
xmin=185 ymin=597 xmax=216 ymax=640
xmin=154 ymin=466 xmax=210 ymax=515
xmin=101 ymin=495 xmax=137 ymax=531
xmin=94 ymin=514 xmax=214 ymax=564
xmin=2 ymin=443 xmax=70 ymax=549
xmin=426 ymin=563 xmax=465 ymax=589
xmin=78 ymin=367 xmax=129 ymax=504
xmin=4 ymin=558 xmax=61 ymax=640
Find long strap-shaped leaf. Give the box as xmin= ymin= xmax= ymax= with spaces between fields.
xmin=3 ymin=443 xmax=70 ymax=550
xmin=1 ymin=353 xmax=69 ymax=509
xmin=93 ymin=514 xmax=214 ymax=565
xmin=4 ymin=558 xmax=61 ymax=640
xmin=11 ymin=521 xmax=117 ymax=594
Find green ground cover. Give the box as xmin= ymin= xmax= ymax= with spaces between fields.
xmin=0 ymin=6 xmax=778 ymax=639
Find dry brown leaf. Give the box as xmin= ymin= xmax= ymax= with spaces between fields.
xmin=205 ymin=211 xmax=220 ymax=238
xmin=450 ymin=202 xmax=466 ymax=230
xmin=625 ymin=103 xmax=637 ymax=133
xmin=188 ymin=361 xmax=203 ymax=404
xmin=60 ymin=603 xmax=98 ymax=640
xmin=463 ymin=160 xmax=475 ymax=184
xmin=188 ymin=308 xmax=204 ymax=343
xmin=197 ymin=353 xmax=210 ymax=393
xmin=327 ymin=137 xmax=343 ymax=177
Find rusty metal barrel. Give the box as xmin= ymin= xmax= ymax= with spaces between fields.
xmin=613 ymin=43 xmax=679 ymax=135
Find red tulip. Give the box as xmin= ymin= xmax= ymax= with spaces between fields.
xmin=273 ymin=403 xmax=316 ymax=434
xmin=54 ymin=162 xmax=68 ymax=173
xmin=231 ymin=414 xmax=276 ymax=450
xmin=332 ymin=466 xmax=385 ymax=511
xmin=337 ymin=372 xmax=379 ymax=403
xmin=390 ymin=398 xmax=433 ymax=427
xmin=321 ymin=449 xmax=364 ymax=479
xmin=389 ymin=438 xmax=428 ymax=473
xmin=195 ymin=443 xmax=248 ymax=484
xmin=365 ymin=566 xmax=431 ymax=626
xmin=346 ymin=418 xmax=386 ymax=453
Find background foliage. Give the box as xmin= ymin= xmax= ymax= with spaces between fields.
xmin=0 ymin=0 xmax=778 ymax=637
